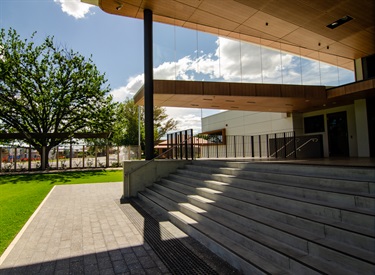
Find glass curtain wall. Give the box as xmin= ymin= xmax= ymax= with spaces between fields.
xmin=153 ymin=22 xmax=354 ymax=86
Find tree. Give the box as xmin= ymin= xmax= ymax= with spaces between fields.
xmin=112 ymin=99 xmax=142 ymax=146
xmin=0 ymin=28 xmax=117 ymax=169
xmin=112 ymin=99 xmax=178 ymax=149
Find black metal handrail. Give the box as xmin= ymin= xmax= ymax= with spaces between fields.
xmin=286 ymin=137 xmax=319 ymax=158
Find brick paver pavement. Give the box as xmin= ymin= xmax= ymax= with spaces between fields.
xmin=0 ymin=182 xmax=169 ymax=274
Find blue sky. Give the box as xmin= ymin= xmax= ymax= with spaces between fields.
xmin=1 ymin=0 xmax=355 ymax=134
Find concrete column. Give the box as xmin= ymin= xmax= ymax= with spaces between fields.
xmin=144 ymin=9 xmax=154 ymax=160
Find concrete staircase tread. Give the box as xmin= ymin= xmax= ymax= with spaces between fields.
xmin=185 ymin=163 xmax=375 ymax=196
xmin=162 ymin=176 xmax=375 ymax=237
xmin=180 ymin=167 xmax=375 ymax=199
xmin=137 ymin=161 xmax=375 ymax=274
xmin=174 ymin=170 xmax=375 ymax=216
xmin=186 ymin=193 xmax=375 ymax=264
xmin=168 ymin=210 xmax=289 ymax=275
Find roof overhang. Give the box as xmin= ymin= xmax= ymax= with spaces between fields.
xmin=134 ymin=79 xmax=375 ymax=113
xmin=83 ymin=0 xmax=375 ymax=71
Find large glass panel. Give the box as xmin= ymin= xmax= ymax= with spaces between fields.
xmin=338 ymin=67 xmax=355 ymax=85
xmin=261 ymin=46 xmax=282 ymax=84
xmin=196 ymin=31 xmax=220 ymax=81
xmin=218 ymin=37 xmax=241 ymax=82
xmin=320 ymin=62 xmax=339 ymax=87
xmin=281 ymin=52 xmax=302 ymax=85
xmin=153 ymin=23 xmax=175 ymax=79
xmin=301 ymin=58 xmax=321 ymax=85
xmin=241 ymin=40 xmax=262 ymax=83
xmin=175 ymin=25 xmax=198 ymax=80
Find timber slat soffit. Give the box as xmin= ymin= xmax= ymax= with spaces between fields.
xmin=134 ymin=79 xmax=374 ymax=113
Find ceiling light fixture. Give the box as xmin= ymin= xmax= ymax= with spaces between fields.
xmin=116 ymin=4 xmax=123 ymax=10
xmin=327 ymin=15 xmax=353 ymax=29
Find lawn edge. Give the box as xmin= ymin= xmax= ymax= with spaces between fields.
xmin=0 ymin=185 xmax=57 ymax=265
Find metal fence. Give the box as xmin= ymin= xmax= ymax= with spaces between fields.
xmin=165 ymin=130 xmax=323 ymax=160
xmin=0 ymin=145 xmax=141 ymax=172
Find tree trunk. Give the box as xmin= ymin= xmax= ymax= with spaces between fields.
xmin=36 ymin=146 xmax=50 ymax=170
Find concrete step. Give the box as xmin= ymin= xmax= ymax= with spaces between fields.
xmin=187 ymin=194 xmax=375 ymax=262
xmin=139 ymin=181 xmax=369 ymax=274
xmin=197 ymin=160 xmax=375 ymax=182
xmin=136 ymin=160 xmax=375 ymax=274
xmin=183 ymin=165 xmax=375 ymax=212
xmin=185 ymin=163 xmax=375 ymax=196
xmin=172 ymin=169 xmax=375 ymax=233
xmin=168 ymin=173 xmax=375 ymax=239
xmin=162 ymin=176 xmax=375 ymax=262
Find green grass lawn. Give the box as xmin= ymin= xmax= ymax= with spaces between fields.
xmin=0 ymin=170 xmax=123 ymax=256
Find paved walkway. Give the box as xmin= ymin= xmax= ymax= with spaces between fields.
xmin=0 ymin=182 xmax=236 ymax=275
xmin=0 ymin=182 xmax=167 ymax=274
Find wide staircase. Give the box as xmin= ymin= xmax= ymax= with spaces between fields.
xmin=134 ymin=160 xmax=375 ymax=274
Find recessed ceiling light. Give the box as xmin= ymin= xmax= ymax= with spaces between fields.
xmin=327 ymin=15 xmax=353 ymax=29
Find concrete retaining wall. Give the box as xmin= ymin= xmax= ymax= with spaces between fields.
xmin=122 ymin=159 xmax=191 ymax=198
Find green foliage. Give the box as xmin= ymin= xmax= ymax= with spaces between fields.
xmin=112 ymin=99 xmax=178 ymax=146
xmin=112 ymin=99 xmax=142 ymax=146
xmin=0 ymin=170 xmax=122 ymax=255
xmin=0 ymin=28 xmax=117 ymax=168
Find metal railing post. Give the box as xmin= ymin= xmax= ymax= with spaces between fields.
xmin=251 ymin=136 xmax=255 ymax=158
xmin=274 ymin=133 xmax=278 ymax=158
xmin=284 ymin=132 xmax=287 ymax=158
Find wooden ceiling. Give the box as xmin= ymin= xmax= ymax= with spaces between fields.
xmin=89 ymin=0 xmax=375 ymax=71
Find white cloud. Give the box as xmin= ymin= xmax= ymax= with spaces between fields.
xmin=110 ymin=74 xmax=144 ymax=102
xmin=54 ymin=0 xmax=95 ymax=19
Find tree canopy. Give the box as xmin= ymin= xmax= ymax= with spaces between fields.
xmin=112 ymin=99 xmax=178 ymax=149
xmin=0 ymin=28 xmax=117 ymax=169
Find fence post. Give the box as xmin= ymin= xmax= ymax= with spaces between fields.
xmin=284 ymin=132 xmax=287 ymax=158
xmin=242 ymin=136 xmax=246 ymax=157
xmin=225 ymin=137 xmax=228 ymax=158
xmin=266 ymin=134 xmax=269 ymax=157
xmin=28 ymin=146 xmax=31 ymax=170
xmin=190 ymin=129 xmax=194 ymax=160
xmin=184 ymin=130 xmax=188 ymax=160
xmin=83 ymin=145 xmax=85 ymax=168
xmin=0 ymin=147 xmax=2 ymax=172
xmin=274 ymin=133 xmax=278 ymax=158
xmin=106 ymin=145 xmax=109 ymax=167
xmin=70 ymin=140 xmax=73 ymax=168
xmin=173 ymin=133 xmax=178 ymax=159
xmin=95 ymin=146 xmax=98 ymax=167
xmin=258 ymin=135 xmax=262 ymax=158
xmin=293 ymin=131 xmax=297 ymax=159
xmin=179 ymin=133 xmax=182 ymax=159
xmin=234 ymin=136 xmax=237 ymax=158
xmin=251 ymin=136 xmax=254 ymax=158
xmin=56 ymin=146 xmax=59 ymax=169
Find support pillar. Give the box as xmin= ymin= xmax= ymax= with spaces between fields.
xmin=144 ymin=9 xmax=154 ymax=160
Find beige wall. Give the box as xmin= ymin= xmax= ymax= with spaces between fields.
xmin=202 ymin=111 xmax=295 ymax=136
xmin=202 ymin=101 xmax=370 ymax=158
